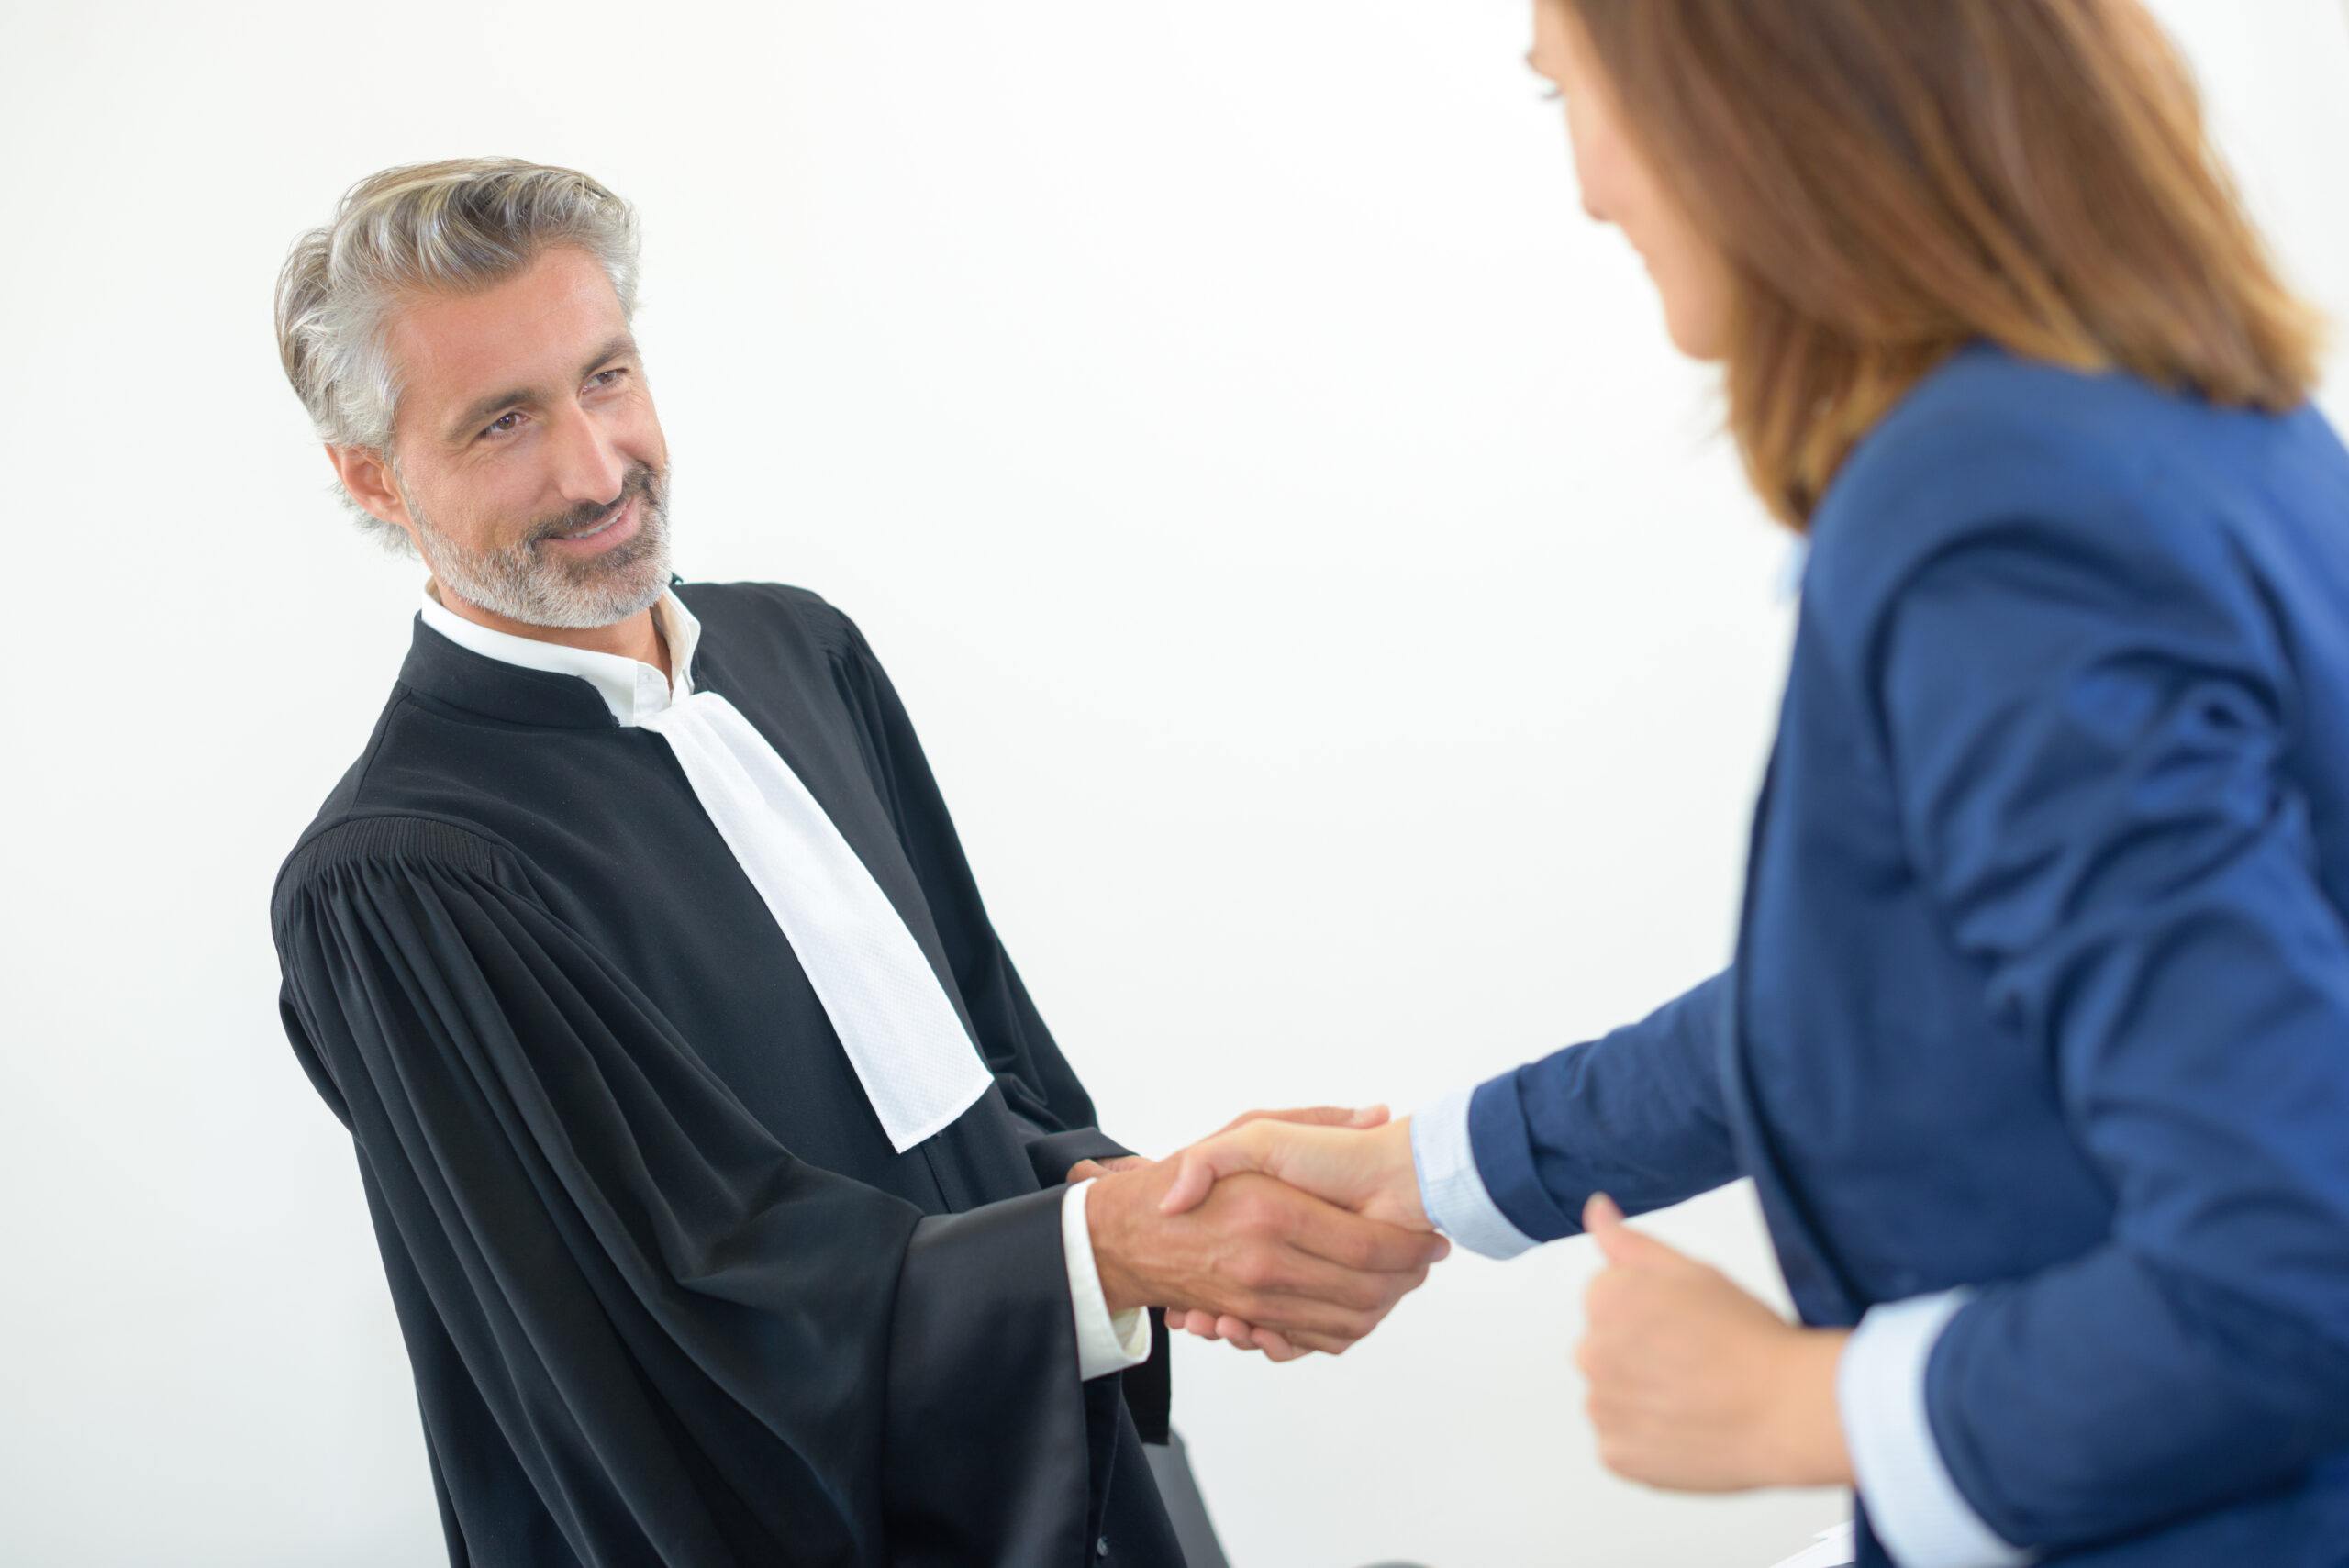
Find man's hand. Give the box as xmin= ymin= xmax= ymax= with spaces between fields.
xmin=1065 ymin=1154 xmax=1152 ymax=1184
xmin=1576 ymin=1195 xmax=1854 ymax=1492
xmin=1150 ymin=1115 xmax=1428 ymax=1357
xmin=1083 ymin=1156 xmax=1448 ymax=1360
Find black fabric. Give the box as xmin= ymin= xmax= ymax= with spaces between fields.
xmin=1005 ymin=1126 xmax=1170 ymax=1445
xmin=272 ymin=583 xmax=1181 ymax=1568
xmin=1021 ymin=1127 xmax=1134 ymax=1190
xmin=1121 ymin=1314 xmax=1173 ymax=1448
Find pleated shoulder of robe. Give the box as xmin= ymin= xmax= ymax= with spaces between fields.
xmin=271 ymin=580 xmax=1182 ymax=1568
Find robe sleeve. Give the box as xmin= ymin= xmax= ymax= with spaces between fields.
xmin=818 ymin=603 xmax=1131 ymax=1187
xmin=273 ymin=814 xmax=1097 ymax=1568
xmin=1876 ymin=522 xmax=2349 ymax=1552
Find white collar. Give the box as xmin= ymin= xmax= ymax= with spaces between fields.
xmin=418 ymin=584 xmax=702 ymax=728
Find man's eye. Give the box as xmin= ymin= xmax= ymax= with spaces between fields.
xmin=485 ymin=412 xmax=524 ymax=437
xmin=590 ymin=369 xmax=625 ymax=388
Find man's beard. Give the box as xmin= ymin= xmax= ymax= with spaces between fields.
xmin=411 ymin=462 xmax=673 ymax=630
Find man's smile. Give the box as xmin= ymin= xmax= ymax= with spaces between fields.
xmin=541 ymin=493 xmax=641 ymax=557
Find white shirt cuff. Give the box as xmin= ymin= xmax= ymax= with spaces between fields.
xmin=1840 ymin=1289 xmax=2032 ymax=1568
xmin=1409 ymin=1087 xmax=1539 ymax=1260
xmin=1063 ymin=1180 xmax=1152 ymax=1382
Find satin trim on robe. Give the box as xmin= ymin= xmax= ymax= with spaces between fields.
xmin=643 ymin=688 xmax=995 ymax=1151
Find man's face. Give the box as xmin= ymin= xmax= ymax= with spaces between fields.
xmin=370 ymin=245 xmax=673 ymax=628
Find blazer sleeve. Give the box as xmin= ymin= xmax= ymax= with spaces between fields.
xmin=820 ymin=604 xmax=1130 ymax=1185
xmin=1466 ymin=970 xmax=1744 ymax=1241
xmin=273 ymin=816 xmax=1097 ymax=1568
xmin=1876 ymin=522 xmax=2349 ymax=1552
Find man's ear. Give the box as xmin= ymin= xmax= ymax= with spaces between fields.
xmin=326 ymin=445 xmax=416 ymax=539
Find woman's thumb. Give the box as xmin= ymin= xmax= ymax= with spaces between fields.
xmin=1158 ymin=1148 xmax=1219 ymax=1215
xmin=1584 ymin=1193 xmax=1654 ymax=1266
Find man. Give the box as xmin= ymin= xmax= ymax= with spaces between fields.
xmin=269 ymin=159 xmax=1445 ymax=1568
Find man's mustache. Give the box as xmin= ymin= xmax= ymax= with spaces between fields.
xmin=526 ymin=464 xmax=662 ymax=546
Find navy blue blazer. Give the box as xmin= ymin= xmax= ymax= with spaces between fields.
xmin=1466 ymin=348 xmax=2349 ymax=1565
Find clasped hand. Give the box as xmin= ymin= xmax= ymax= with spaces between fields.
xmin=1073 ymin=1107 xmax=1448 ymax=1359
xmin=1140 ymin=1118 xmax=1854 ymax=1492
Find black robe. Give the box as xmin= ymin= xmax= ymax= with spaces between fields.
xmin=271 ymin=582 xmax=1184 ymax=1568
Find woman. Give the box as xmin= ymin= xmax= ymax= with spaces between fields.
xmin=1160 ymin=2 xmax=2349 ymax=1563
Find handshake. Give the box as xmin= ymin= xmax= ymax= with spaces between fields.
xmin=1072 ymin=1106 xmax=1440 ymax=1362
xmin=1074 ymin=1106 xmax=1857 ymax=1496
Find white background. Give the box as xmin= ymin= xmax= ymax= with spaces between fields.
xmin=3 ymin=3 xmax=2343 ymax=1564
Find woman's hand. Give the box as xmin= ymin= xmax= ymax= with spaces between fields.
xmin=1158 ymin=1115 xmax=1425 ymax=1230
xmin=1577 ymin=1195 xmax=1854 ymax=1491
xmin=1066 ymin=1105 xmax=1389 ymax=1185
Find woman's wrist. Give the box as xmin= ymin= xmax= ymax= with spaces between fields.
xmin=1761 ymin=1328 xmax=1856 ymax=1488
xmin=1375 ymin=1116 xmax=1430 ymax=1229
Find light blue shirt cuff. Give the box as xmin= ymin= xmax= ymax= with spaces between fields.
xmin=1410 ymin=1087 xmax=1540 ymax=1260
xmin=1840 ymin=1289 xmax=2032 ymax=1568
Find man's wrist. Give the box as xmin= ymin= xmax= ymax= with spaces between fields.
xmin=1085 ymin=1167 xmax=1150 ymax=1316
xmin=1063 ymin=1180 xmax=1155 ymax=1380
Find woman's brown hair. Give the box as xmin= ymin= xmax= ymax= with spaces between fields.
xmin=1561 ymin=0 xmax=2327 ymax=526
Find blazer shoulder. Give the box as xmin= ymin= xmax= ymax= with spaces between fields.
xmin=1803 ymin=350 xmax=2278 ymax=646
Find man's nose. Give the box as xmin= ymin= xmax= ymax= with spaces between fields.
xmin=546 ymin=402 xmax=628 ymax=504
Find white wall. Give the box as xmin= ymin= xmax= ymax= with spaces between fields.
xmin=1 ymin=4 xmax=2343 ymax=1564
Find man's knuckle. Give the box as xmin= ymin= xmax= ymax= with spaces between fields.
xmin=1229 ymin=1253 xmax=1273 ymax=1292
xmin=1263 ymin=1194 xmax=1306 ymax=1240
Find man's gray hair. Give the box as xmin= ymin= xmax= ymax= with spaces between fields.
xmin=274 ymin=158 xmax=640 ymax=540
